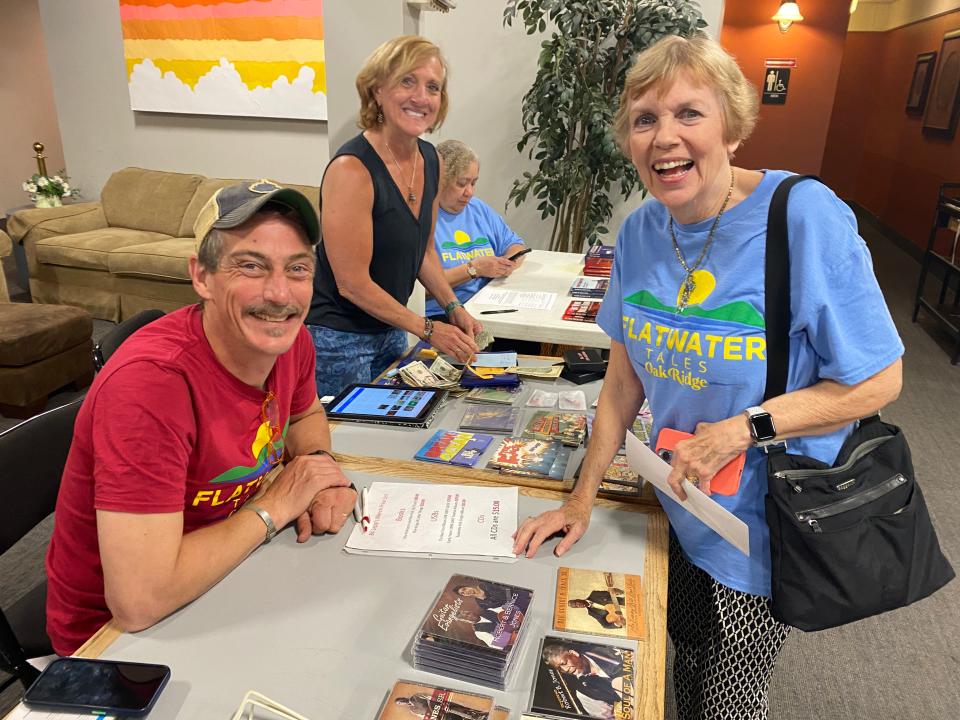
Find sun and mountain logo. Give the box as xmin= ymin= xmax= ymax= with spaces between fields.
xmin=206 ymin=418 xmax=288 ymax=486
xmin=624 ymin=269 xmax=765 ymax=329
xmin=440 ymin=229 xmax=490 ymax=253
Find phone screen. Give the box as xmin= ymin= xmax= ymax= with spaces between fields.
xmin=25 ymin=658 xmax=170 ymax=715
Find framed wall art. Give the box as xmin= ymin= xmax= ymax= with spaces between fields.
xmin=119 ymin=0 xmax=327 ymax=121
xmin=923 ymin=29 xmax=960 ymax=137
xmin=906 ymin=51 xmax=936 ymax=114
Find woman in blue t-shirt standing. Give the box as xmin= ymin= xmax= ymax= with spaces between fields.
xmin=513 ymin=35 xmax=904 ymax=719
xmin=424 ymin=139 xmax=526 ymax=319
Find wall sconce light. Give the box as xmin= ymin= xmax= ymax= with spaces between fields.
xmin=772 ymin=1 xmax=804 ymax=33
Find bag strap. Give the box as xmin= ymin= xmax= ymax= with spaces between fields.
xmin=763 ymin=174 xmax=821 ymax=402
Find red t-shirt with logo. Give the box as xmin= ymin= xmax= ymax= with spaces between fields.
xmin=45 ymin=305 xmax=317 ymax=654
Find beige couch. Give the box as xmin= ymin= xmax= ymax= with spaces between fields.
xmin=7 ymin=168 xmax=320 ymax=321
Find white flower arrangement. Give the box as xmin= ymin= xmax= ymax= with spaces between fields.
xmin=21 ymin=170 xmax=79 ymax=203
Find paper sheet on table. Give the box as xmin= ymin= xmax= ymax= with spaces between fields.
xmin=344 ymin=482 xmax=519 ymax=562
xmin=471 ymin=287 xmax=557 ymax=311
xmin=476 ymin=351 xmax=518 ymax=367
xmin=625 ymin=432 xmax=750 ymax=556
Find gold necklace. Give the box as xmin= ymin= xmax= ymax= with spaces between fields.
xmin=384 ymin=140 xmax=419 ymax=204
xmin=669 ymin=167 xmax=735 ymax=313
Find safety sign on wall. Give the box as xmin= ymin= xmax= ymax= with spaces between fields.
xmin=762 ymin=59 xmax=794 ymax=105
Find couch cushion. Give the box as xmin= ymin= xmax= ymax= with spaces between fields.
xmin=108 ymin=238 xmax=194 ymax=281
xmin=101 ymin=168 xmax=204 ymax=236
xmin=0 ymin=303 xmax=92 ymax=367
xmin=35 ymin=229 xmax=172 ymax=271
xmin=178 ymin=177 xmax=321 ymax=238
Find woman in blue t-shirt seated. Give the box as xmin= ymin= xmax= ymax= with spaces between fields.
xmin=424 ymin=139 xmax=527 ymax=319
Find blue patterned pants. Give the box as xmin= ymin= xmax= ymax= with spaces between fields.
xmin=307 ymin=325 xmax=408 ymax=399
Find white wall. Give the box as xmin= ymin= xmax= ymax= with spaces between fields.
xmin=38 ymin=0 xmax=330 ymax=198
xmin=38 ymin=0 xmax=722 ymax=246
xmin=423 ymin=0 xmax=726 ymax=249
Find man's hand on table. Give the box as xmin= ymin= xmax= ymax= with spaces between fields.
xmin=298 ymin=485 xmax=358 ymax=540
xmin=256 ymin=452 xmax=351 ymax=540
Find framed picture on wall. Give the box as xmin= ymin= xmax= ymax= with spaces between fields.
xmin=906 ymin=52 xmax=936 ymax=114
xmin=923 ymin=30 xmax=960 ymax=137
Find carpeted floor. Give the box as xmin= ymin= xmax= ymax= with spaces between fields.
xmin=1 ymin=218 xmax=958 ymax=717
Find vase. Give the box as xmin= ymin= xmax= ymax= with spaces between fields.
xmin=35 ymin=195 xmax=62 ymax=209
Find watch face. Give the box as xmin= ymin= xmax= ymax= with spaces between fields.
xmin=750 ymin=412 xmax=777 ymax=442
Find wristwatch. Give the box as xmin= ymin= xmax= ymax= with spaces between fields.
xmin=243 ymin=502 xmax=278 ymax=543
xmin=466 ymin=261 xmax=478 ymax=279
xmin=744 ymin=406 xmax=777 ymax=447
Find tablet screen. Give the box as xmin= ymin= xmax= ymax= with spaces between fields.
xmin=329 ymin=386 xmax=438 ymax=419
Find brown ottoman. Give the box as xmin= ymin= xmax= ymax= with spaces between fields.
xmin=0 ymin=303 xmax=93 ymax=418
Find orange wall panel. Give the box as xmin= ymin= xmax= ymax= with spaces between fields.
xmin=721 ymin=0 xmax=852 ymax=175
xmin=822 ymin=10 xmax=960 ymax=251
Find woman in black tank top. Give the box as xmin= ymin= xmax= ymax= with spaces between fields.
xmin=306 ymin=36 xmax=482 ymax=399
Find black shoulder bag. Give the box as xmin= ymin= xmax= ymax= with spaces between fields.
xmin=762 ymin=174 xmax=954 ymax=631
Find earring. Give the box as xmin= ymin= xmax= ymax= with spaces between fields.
xmin=376 ymin=105 xmax=384 ymax=124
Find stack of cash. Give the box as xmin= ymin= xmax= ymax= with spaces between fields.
xmin=399 ymin=358 xmax=467 ymax=396
xmin=504 ymin=365 xmax=563 ymax=379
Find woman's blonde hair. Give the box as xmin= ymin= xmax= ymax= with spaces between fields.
xmin=436 ymin=139 xmax=479 ymax=189
xmin=355 ymin=35 xmax=449 ymax=131
xmin=611 ymin=34 xmax=758 ymax=153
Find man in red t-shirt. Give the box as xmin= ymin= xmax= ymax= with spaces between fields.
xmin=46 ymin=181 xmax=358 ymax=655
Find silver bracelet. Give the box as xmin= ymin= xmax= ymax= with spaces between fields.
xmin=242 ymin=503 xmax=278 ymax=543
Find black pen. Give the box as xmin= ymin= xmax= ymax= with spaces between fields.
xmin=480 ymin=308 xmax=519 ymax=315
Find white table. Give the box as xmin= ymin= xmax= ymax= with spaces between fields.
xmin=464 ymin=250 xmax=610 ymax=349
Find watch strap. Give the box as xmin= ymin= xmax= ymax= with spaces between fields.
xmin=443 ymin=300 xmax=463 ymax=316
xmin=243 ymin=502 xmax=278 ymax=543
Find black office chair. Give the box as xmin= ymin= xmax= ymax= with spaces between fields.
xmin=93 ymin=309 xmax=165 ymax=371
xmin=0 ymin=396 xmax=84 ymax=691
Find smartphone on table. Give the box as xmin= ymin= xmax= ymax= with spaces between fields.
xmin=508 ymin=247 xmax=532 ymax=261
xmin=24 ymin=657 xmax=170 ymax=717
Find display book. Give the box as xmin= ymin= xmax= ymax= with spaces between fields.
xmin=487 ymin=437 xmax=572 ymax=480
xmin=562 ymin=300 xmax=601 ymax=323
xmin=576 ymin=401 xmax=652 ymax=498
xmin=374 ymin=679 xmax=509 ymax=719
xmin=460 ymin=404 xmax=522 ymax=434
xmin=583 ymin=243 xmax=614 ymax=277
xmin=464 ymin=385 xmax=524 ymax=405
xmin=414 ymin=430 xmax=494 ymax=468
xmin=568 ymin=276 xmax=609 ymax=298
xmin=412 ymin=574 xmax=535 ymax=691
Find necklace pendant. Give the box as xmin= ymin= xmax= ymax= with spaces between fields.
xmin=407 ymin=191 xmax=417 ymax=203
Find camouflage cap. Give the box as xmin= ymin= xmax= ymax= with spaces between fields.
xmin=193 ymin=179 xmax=319 ymax=250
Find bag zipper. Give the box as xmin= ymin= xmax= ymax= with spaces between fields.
xmin=796 ymin=474 xmax=907 ymax=533
xmin=772 ymin=435 xmax=893 ymax=493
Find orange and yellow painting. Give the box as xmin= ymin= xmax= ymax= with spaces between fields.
xmin=119 ymin=0 xmax=326 ymax=120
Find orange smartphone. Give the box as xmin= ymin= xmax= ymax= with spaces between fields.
xmin=654 ymin=427 xmax=746 ymax=496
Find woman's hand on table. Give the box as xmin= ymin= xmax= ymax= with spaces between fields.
xmin=512 ymin=496 xmax=592 ymax=558
xmin=429 ymin=320 xmax=479 ymax=364
xmin=472 ymin=255 xmax=517 ymax=278
xmin=665 ymin=416 xmax=752 ymax=500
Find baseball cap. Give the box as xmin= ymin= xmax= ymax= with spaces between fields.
xmin=193 ymin=179 xmax=320 ymax=250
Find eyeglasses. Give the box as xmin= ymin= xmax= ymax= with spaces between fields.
xmin=261 ymin=391 xmax=283 ymax=466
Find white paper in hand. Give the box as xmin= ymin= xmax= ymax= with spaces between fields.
xmin=624 ymin=432 xmax=750 ymax=556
